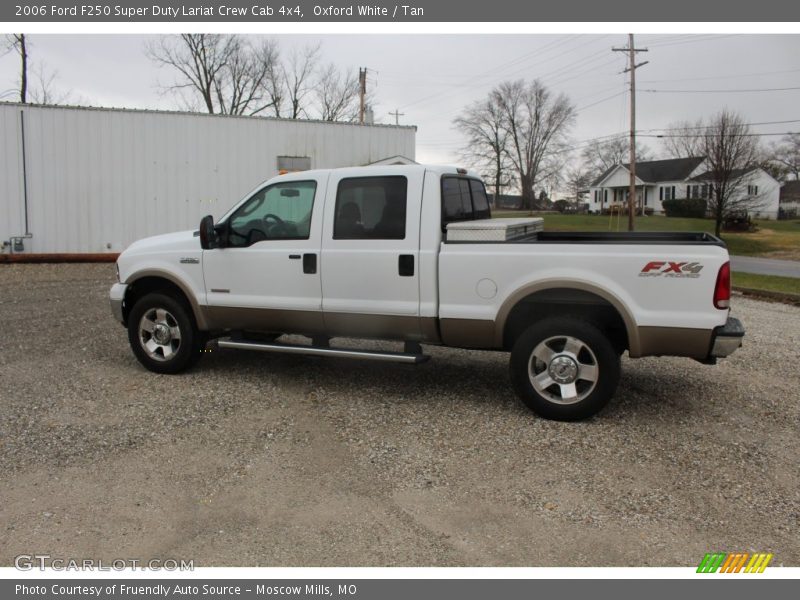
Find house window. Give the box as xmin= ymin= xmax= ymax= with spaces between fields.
xmin=661 ymin=186 xmax=676 ymax=201
xmin=747 ymin=185 xmax=759 ymax=196
xmin=689 ymin=184 xmax=710 ymax=199
xmin=604 ymin=189 xmax=608 ymax=203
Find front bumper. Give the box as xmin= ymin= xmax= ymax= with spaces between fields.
xmin=109 ymin=283 xmax=128 ymax=325
xmin=709 ymin=316 xmax=745 ymax=358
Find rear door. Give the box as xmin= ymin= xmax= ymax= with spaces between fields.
xmin=320 ymin=168 xmax=424 ymax=339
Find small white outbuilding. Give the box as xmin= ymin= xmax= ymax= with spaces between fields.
xmin=0 ymin=103 xmax=416 ymax=255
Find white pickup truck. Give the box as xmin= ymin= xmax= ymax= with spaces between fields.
xmin=110 ymin=165 xmax=744 ymax=420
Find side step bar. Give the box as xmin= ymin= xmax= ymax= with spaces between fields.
xmin=217 ymin=338 xmax=430 ymax=364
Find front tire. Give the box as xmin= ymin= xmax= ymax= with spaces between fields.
xmin=127 ymin=292 xmax=203 ymax=374
xmin=509 ymin=317 xmax=620 ymax=421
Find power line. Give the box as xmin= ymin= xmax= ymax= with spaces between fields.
xmin=639 ymin=119 xmax=800 ymax=132
xmin=642 ymin=86 xmax=800 ymax=93
xmin=400 ymin=35 xmax=615 ymax=111
xmin=640 ymin=132 xmax=798 ymax=138
xmin=639 ymin=67 xmax=800 ymax=84
xmin=645 ymin=34 xmax=742 ymax=48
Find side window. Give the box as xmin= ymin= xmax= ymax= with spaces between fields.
xmin=334 ymin=176 xmax=408 ymax=240
xmin=227 ymin=180 xmax=316 ymax=247
xmin=469 ymin=179 xmax=491 ymax=219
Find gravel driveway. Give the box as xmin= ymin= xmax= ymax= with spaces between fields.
xmin=1 ymin=263 xmax=798 ymax=567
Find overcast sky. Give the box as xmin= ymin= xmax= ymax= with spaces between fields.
xmin=1 ymin=34 xmax=799 ymax=168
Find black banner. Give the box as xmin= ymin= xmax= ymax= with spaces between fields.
xmin=4 ymin=0 xmax=800 ymax=22
xmin=4 ymin=579 xmax=798 ymax=600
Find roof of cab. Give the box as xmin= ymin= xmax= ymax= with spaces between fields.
xmin=273 ymin=164 xmax=476 ymax=181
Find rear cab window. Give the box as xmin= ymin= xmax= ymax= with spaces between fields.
xmin=441 ymin=176 xmax=491 ymax=232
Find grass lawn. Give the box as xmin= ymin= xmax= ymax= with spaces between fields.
xmin=732 ymin=272 xmax=800 ymax=296
xmin=493 ymin=211 xmax=800 ymax=260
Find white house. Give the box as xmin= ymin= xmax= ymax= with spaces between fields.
xmin=587 ymin=156 xmax=781 ymax=219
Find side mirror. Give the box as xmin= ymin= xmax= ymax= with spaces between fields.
xmin=199 ymin=215 xmax=218 ymax=249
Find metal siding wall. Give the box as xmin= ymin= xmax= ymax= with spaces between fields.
xmin=0 ymin=104 xmax=415 ymax=254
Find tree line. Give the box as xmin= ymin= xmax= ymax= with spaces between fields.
xmin=455 ymin=78 xmax=800 ymax=235
xmin=2 ymin=34 xmax=373 ymax=123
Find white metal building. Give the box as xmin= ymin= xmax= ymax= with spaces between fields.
xmin=0 ymin=103 xmax=416 ymax=255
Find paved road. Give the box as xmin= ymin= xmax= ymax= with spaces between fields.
xmin=731 ymin=255 xmax=800 ymax=278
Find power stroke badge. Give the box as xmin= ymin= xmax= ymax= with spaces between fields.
xmin=639 ymin=261 xmax=704 ymax=278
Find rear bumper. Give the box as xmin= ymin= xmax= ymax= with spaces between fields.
xmin=709 ymin=316 xmax=745 ymax=358
xmin=109 ymin=283 xmax=128 ymax=325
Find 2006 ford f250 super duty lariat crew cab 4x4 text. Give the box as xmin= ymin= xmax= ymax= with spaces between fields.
xmin=110 ymin=165 xmax=744 ymax=420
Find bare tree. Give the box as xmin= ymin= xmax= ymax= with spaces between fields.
xmin=581 ymin=136 xmax=651 ymax=174
xmin=564 ymin=164 xmax=593 ymax=206
xmin=492 ymin=79 xmax=576 ymax=209
xmin=699 ymin=110 xmax=763 ymax=236
xmin=315 ymin=63 xmax=360 ymax=121
xmin=147 ymin=34 xmax=238 ymax=114
xmin=3 ymin=34 xmax=28 ymax=103
xmin=768 ymin=133 xmax=800 ymax=181
xmin=214 ymin=38 xmax=282 ymax=116
xmin=661 ymin=119 xmax=705 ymax=158
xmin=454 ymin=95 xmax=512 ymax=200
xmin=27 ymin=62 xmax=73 ymax=105
xmin=283 ymin=44 xmax=320 ymax=119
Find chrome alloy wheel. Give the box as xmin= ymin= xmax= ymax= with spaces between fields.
xmin=528 ymin=335 xmax=599 ymax=405
xmin=138 ymin=308 xmax=181 ymax=362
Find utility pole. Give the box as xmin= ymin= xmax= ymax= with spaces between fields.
xmin=388 ymin=108 xmax=404 ymax=126
xmin=358 ymin=68 xmax=367 ymax=124
xmin=613 ymin=34 xmax=648 ymax=231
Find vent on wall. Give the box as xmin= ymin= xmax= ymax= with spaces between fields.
xmin=277 ymin=156 xmax=311 ymax=173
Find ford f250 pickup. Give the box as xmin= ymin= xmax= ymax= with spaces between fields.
xmin=109 ymin=165 xmax=744 ymax=420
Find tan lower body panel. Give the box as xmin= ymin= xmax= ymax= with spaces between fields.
xmin=439 ymin=318 xmax=498 ymax=349
xmin=634 ymin=326 xmax=713 ymax=359
xmin=202 ymin=306 xmax=326 ymax=336
xmin=439 ymin=317 xmax=714 ymax=358
xmin=201 ymin=305 xmax=440 ymax=343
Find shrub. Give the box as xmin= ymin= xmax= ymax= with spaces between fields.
xmin=662 ymin=198 xmax=707 ymax=218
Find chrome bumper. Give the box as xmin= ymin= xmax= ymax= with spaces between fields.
xmin=109 ymin=283 xmax=128 ymax=324
xmin=710 ymin=317 xmax=744 ymax=358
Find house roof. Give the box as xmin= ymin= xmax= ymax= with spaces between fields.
xmin=689 ymin=166 xmax=759 ymax=182
xmin=591 ymin=156 xmax=706 ymax=187
xmin=780 ymin=179 xmax=800 ymax=202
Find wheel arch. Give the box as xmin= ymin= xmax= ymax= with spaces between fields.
xmin=123 ymin=270 xmax=208 ymax=330
xmin=495 ymin=280 xmax=640 ymax=355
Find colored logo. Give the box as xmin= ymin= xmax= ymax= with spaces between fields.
xmin=697 ymin=552 xmax=773 ymax=573
xmin=639 ymin=261 xmax=704 ymax=278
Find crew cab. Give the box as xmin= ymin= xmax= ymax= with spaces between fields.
xmin=109 ymin=165 xmax=744 ymax=420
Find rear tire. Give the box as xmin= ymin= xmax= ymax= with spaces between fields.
xmin=127 ymin=292 xmax=203 ymax=374
xmin=509 ymin=317 xmax=620 ymax=421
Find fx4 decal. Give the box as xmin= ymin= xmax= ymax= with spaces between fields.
xmin=639 ymin=261 xmax=704 ymax=278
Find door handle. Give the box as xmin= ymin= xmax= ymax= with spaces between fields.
xmin=303 ymin=253 xmax=317 ymax=274
xmin=288 ymin=254 xmax=301 ymax=259
xmin=398 ymin=254 xmax=414 ymax=277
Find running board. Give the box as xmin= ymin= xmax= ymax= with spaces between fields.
xmin=216 ymin=338 xmax=430 ymax=364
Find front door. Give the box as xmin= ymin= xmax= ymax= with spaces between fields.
xmin=320 ymin=169 xmax=424 ymax=340
xmin=202 ymin=176 xmax=326 ymax=334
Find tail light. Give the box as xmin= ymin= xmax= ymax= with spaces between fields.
xmin=714 ymin=262 xmax=731 ymax=309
